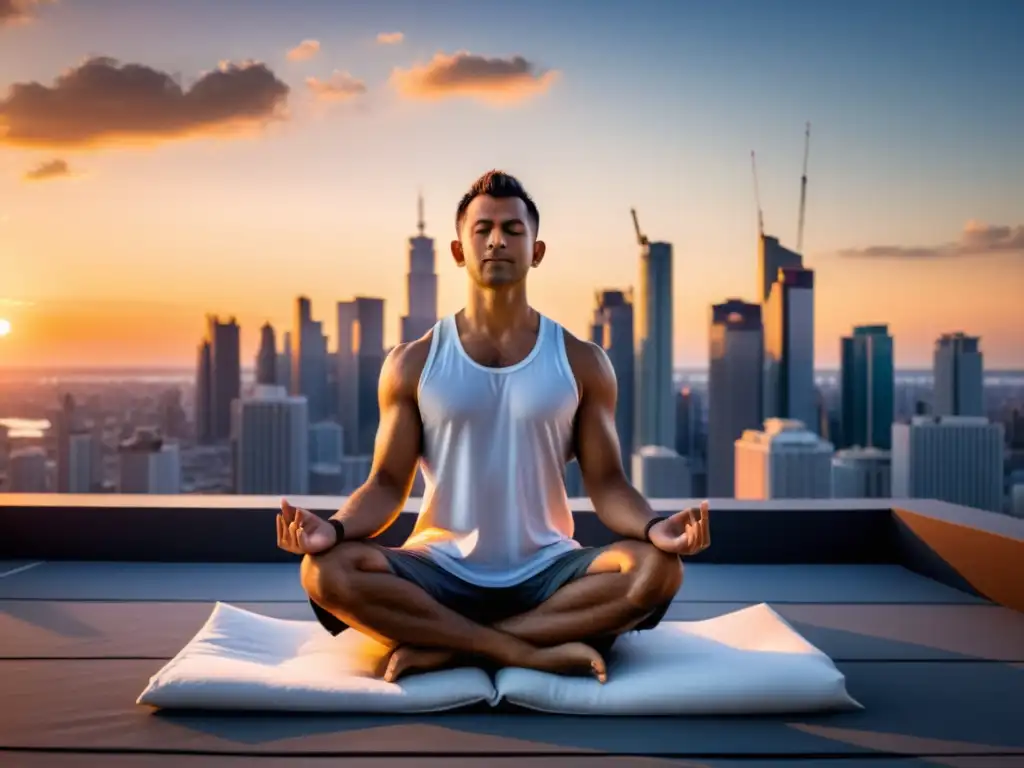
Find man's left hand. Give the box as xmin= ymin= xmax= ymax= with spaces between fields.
xmin=648 ymin=501 xmax=711 ymax=556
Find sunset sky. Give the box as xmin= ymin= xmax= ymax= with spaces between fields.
xmin=1 ymin=0 xmax=1022 ymax=369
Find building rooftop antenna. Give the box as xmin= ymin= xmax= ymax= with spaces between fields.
xmin=417 ymin=188 xmax=425 ymax=237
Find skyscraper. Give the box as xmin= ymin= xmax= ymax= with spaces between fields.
xmin=231 ymin=385 xmax=309 ymax=495
xmin=840 ymin=324 xmax=895 ymax=449
xmin=336 ymin=301 xmax=359 ymax=455
xmin=8 ymin=447 xmax=47 ymax=492
xmin=309 ymin=420 xmax=344 ymax=465
xmin=353 ymin=297 xmax=385 ymax=455
xmin=763 ymin=267 xmax=816 ymax=432
xmin=276 ymin=331 xmax=292 ymax=393
xmin=735 ymin=418 xmax=833 ymax=500
xmin=591 ymin=289 xmax=635 ymax=470
xmin=564 ymin=459 xmax=585 ymax=497
xmin=337 ymin=297 xmax=386 ymax=456
xmin=195 ymin=339 xmax=211 ymax=443
xmin=118 ymin=428 xmax=181 ymax=494
xmin=892 ymin=416 xmax=1003 ymax=512
xmin=401 ymin=192 xmax=439 ymax=343
xmin=292 ymin=297 xmax=329 ymax=423
xmin=632 ymin=445 xmax=691 ymax=499
xmin=933 ymin=332 xmax=984 ymax=417
xmin=707 ymin=300 xmax=763 ymax=497
xmin=67 ymin=432 xmax=95 ymax=493
xmin=0 ymin=423 xmax=9 ymax=475
xmin=256 ymin=322 xmax=277 ymax=386
xmin=675 ymin=386 xmax=700 ymax=458
xmin=195 ymin=315 xmax=240 ymax=444
xmin=832 ymin=447 xmax=891 ymax=499
xmin=757 ymin=235 xmax=802 ymax=305
xmin=55 ymin=393 xmax=76 ymax=492
xmin=636 ymin=241 xmax=675 ymax=450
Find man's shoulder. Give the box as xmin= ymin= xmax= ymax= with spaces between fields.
xmin=382 ymin=329 xmax=435 ymax=394
xmin=559 ymin=327 xmax=615 ymax=392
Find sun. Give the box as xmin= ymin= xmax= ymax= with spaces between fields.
xmin=0 ymin=318 xmax=11 ymax=337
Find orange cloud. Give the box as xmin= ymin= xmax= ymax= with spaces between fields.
xmin=390 ymin=51 xmax=558 ymax=105
xmin=0 ymin=57 xmax=290 ymax=149
xmin=287 ymin=39 xmax=320 ymax=61
xmin=838 ymin=221 xmax=1024 ymax=259
xmin=22 ymin=157 xmax=69 ymax=181
xmin=376 ymin=31 xmax=404 ymax=45
xmin=0 ymin=0 xmax=51 ymax=27
xmin=306 ymin=70 xmax=367 ymax=102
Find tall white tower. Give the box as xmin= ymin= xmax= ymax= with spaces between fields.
xmin=401 ymin=192 xmax=439 ymax=343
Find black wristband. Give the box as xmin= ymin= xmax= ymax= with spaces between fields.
xmin=328 ymin=518 xmax=346 ymax=545
xmin=643 ymin=516 xmax=667 ymax=543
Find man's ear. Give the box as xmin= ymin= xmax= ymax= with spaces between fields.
xmin=451 ymin=239 xmax=465 ymax=268
xmin=531 ymin=240 xmax=547 ymax=267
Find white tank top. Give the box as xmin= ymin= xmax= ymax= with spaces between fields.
xmin=402 ymin=311 xmax=581 ymax=587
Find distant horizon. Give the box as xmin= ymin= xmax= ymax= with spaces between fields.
xmin=1 ymin=363 xmax=1022 ymax=377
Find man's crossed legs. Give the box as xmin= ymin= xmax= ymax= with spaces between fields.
xmin=301 ymin=540 xmax=683 ymax=682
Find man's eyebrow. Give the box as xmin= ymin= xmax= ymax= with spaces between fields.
xmin=472 ymin=217 xmax=525 ymax=227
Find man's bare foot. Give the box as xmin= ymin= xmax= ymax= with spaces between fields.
xmin=382 ymin=645 xmax=456 ymax=682
xmin=381 ymin=642 xmax=607 ymax=684
xmin=526 ymin=642 xmax=608 ymax=683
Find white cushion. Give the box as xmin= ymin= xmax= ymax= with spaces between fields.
xmin=136 ymin=602 xmax=498 ymax=712
xmin=138 ymin=602 xmax=861 ymax=716
xmin=495 ymin=603 xmax=863 ymax=715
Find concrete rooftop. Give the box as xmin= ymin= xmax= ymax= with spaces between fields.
xmin=1 ymin=495 xmax=1023 ymax=767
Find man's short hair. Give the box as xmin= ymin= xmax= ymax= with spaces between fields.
xmin=455 ymin=170 xmax=540 ymax=235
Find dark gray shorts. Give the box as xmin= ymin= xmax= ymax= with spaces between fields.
xmin=308 ymin=544 xmax=671 ymax=656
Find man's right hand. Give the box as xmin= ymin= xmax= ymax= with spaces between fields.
xmin=276 ymin=499 xmax=338 ymax=555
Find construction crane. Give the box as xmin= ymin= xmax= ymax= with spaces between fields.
xmin=630 ymin=207 xmax=648 ymax=246
xmin=750 ymin=150 xmax=764 ymax=237
xmin=796 ymin=121 xmax=811 ymax=255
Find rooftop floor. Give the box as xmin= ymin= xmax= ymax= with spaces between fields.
xmin=2 ymin=496 xmax=1023 ymax=766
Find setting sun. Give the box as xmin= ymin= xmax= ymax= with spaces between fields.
xmin=0 ymin=319 xmax=11 ymax=337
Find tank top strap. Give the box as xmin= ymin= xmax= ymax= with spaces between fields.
xmin=416 ymin=315 xmax=450 ymax=399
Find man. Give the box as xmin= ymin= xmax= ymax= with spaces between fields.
xmin=277 ymin=170 xmax=710 ymax=683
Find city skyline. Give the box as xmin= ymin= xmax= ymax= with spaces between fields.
xmin=1 ymin=0 xmax=1022 ymax=369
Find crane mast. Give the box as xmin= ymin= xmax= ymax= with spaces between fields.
xmin=750 ymin=150 xmax=764 ymax=237
xmin=796 ymin=121 xmax=810 ymax=255
xmin=630 ymin=207 xmax=648 ymax=246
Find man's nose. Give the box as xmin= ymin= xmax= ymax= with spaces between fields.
xmin=487 ymin=231 xmax=506 ymax=249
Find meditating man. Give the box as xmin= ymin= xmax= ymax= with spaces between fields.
xmin=277 ymin=170 xmax=710 ymax=683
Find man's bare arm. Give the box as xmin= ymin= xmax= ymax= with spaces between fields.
xmin=566 ymin=334 xmax=658 ymax=540
xmin=329 ymin=336 xmax=429 ymax=540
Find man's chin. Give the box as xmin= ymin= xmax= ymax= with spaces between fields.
xmin=477 ymin=277 xmax=522 ymax=289
xmin=473 ymin=270 xmax=525 ymax=288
